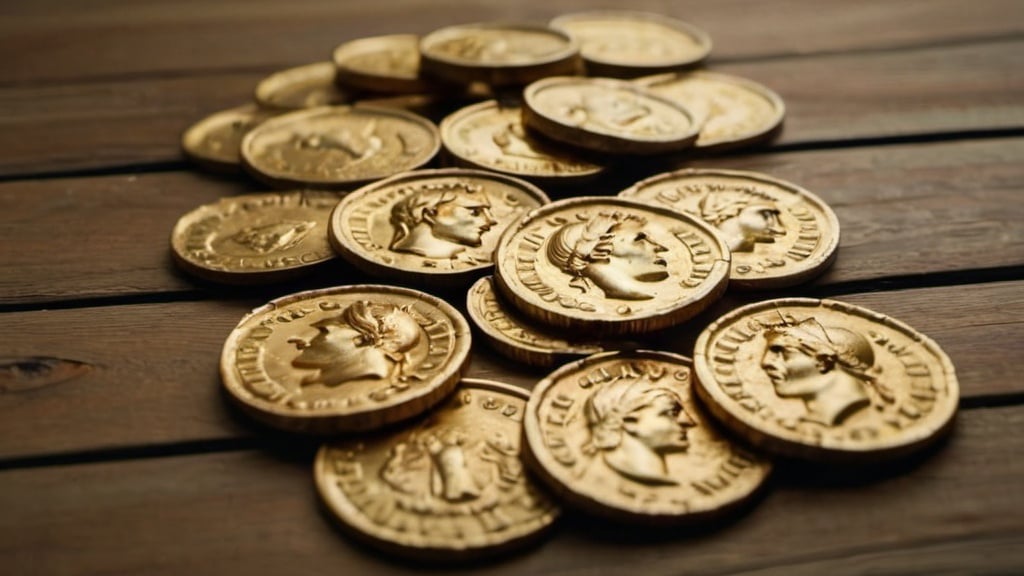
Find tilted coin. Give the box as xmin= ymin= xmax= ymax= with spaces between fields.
xmin=255 ymin=61 xmax=352 ymax=111
xmin=550 ymin=10 xmax=712 ymax=78
xmin=180 ymin=104 xmax=275 ymax=172
xmin=170 ymin=191 xmax=342 ymax=284
xmin=333 ymin=34 xmax=433 ymax=94
xmin=523 ymin=350 xmax=771 ymax=523
xmin=494 ymin=196 xmax=730 ymax=336
xmin=316 ymin=378 xmax=559 ymax=560
xmin=636 ymin=71 xmax=785 ymax=150
xmin=693 ymin=298 xmax=959 ymax=461
xmin=220 ymin=285 xmax=471 ymax=433
xmin=329 ymin=168 xmax=549 ymax=285
xmin=440 ymin=100 xmax=605 ymax=185
xmin=620 ymin=168 xmax=839 ymax=289
xmin=522 ymin=76 xmax=701 ymax=155
xmin=240 ymin=105 xmax=440 ymax=189
xmin=419 ymin=22 xmax=580 ymax=87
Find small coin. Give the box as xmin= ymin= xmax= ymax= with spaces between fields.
xmin=240 ymin=105 xmax=440 ymax=189
xmin=693 ymin=298 xmax=960 ymax=461
xmin=523 ymin=350 xmax=772 ymax=523
xmin=255 ymin=61 xmax=353 ymax=111
xmin=329 ymin=168 xmax=549 ymax=285
xmin=550 ymin=10 xmax=711 ymax=78
xmin=636 ymin=71 xmax=785 ymax=150
xmin=316 ymin=378 xmax=560 ymax=560
xmin=419 ymin=22 xmax=580 ymax=87
xmin=333 ymin=34 xmax=433 ymax=94
xmin=494 ymin=196 xmax=730 ymax=336
xmin=220 ymin=284 xmax=471 ymax=433
xmin=440 ymin=100 xmax=605 ymax=184
xmin=620 ymin=168 xmax=839 ymax=289
xmin=522 ymin=76 xmax=701 ymax=155
xmin=170 ymin=191 xmax=342 ymax=284
xmin=181 ymin=104 xmax=275 ymax=172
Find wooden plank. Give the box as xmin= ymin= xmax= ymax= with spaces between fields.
xmin=0 ymin=281 xmax=1020 ymax=462
xmin=0 ymin=405 xmax=1021 ymax=575
xmin=2 ymin=0 xmax=1022 ymax=84
xmin=3 ymin=138 xmax=1022 ymax=306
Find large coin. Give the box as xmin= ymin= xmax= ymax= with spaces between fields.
xmin=494 ymin=196 xmax=729 ymax=335
xmin=693 ymin=298 xmax=959 ymax=461
xmin=636 ymin=71 xmax=785 ymax=150
xmin=315 ymin=378 xmax=560 ymax=560
xmin=254 ymin=61 xmax=352 ymax=110
xmin=620 ymin=168 xmax=839 ymax=289
xmin=329 ymin=168 xmax=549 ymax=285
xmin=240 ymin=105 xmax=440 ymax=189
xmin=332 ymin=34 xmax=432 ymax=94
xmin=523 ymin=350 xmax=772 ymax=523
xmin=170 ymin=191 xmax=341 ymax=284
xmin=550 ymin=10 xmax=711 ymax=78
xmin=522 ymin=76 xmax=701 ymax=154
xmin=181 ymin=104 xmax=275 ymax=172
xmin=220 ymin=285 xmax=471 ymax=433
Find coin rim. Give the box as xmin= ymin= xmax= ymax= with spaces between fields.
xmin=180 ymin=103 xmax=271 ymax=173
xmin=254 ymin=61 xmax=352 ymax=111
xmin=332 ymin=34 xmax=434 ymax=94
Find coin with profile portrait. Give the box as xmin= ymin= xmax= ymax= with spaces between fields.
xmin=220 ymin=285 xmax=471 ymax=433
xmin=316 ymin=378 xmax=560 ymax=560
xmin=255 ymin=61 xmax=353 ymax=111
xmin=522 ymin=350 xmax=771 ymax=524
xmin=329 ymin=168 xmax=550 ymax=285
xmin=693 ymin=298 xmax=960 ymax=462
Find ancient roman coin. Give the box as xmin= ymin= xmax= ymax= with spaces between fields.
xmin=316 ymin=378 xmax=560 ymax=560
xmin=332 ymin=34 xmax=433 ymax=94
xmin=181 ymin=104 xmax=275 ymax=172
xmin=419 ymin=22 xmax=580 ymax=87
xmin=240 ymin=105 xmax=440 ymax=189
xmin=329 ymin=168 xmax=549 ymax=285
xmin=170 ymin=191 xmax=342 ymax=284
xmin=693 ymin=298 xmax=960 ymax=462
xmin=220 ymin=285 xmax=471 ymax=433
xmin=254 ymin=61 xmax=353 ymax=110
xmin=523 ymin=350 xmax=771 ymax=523
xmin=620 ymin=168 xmax=839 ymax=289
xmin=522 ymin=76 xmax=701 ymax=155
xmin=550 ymin=10 xmax=711 ymax=78
xmin=494 ymin=196 xmax=730 ymax=335
xmin=636 ymin=71 xmax=785 ymax=150
xmin=440 ymin=100 xmax=605 ymax=184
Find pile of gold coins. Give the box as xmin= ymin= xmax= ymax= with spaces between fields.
xmin=174 ymin=11 xmax=959 ymax=561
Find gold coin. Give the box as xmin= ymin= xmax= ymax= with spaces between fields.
xmin=419 ymin=22 xmax=580 ymax=87
xmin=255 ymin=61 xmax=352 ymax=111
xmin=523 ymin=350 xmax=772 ymax=523
xmin=636 ymin=71 xmax=785 ymax=150
xmin=220 ymin=284 xmax=471 ymax=433
xmin=693 ymin=298 xmax=960 ymax=461
xmin=180 ymin=104 xmax=275 ymax=172
xmin=170 ymin=191 xmax=342 ymax=284
xmin=620 ymin=168 xmax=839 ymax=289
xmin=550 ymin=11 xmax=711 ymax=78
xmin=467 ymin=276 xmax=613 ymax=368
xmin=240 ymin=105 xmax=441 ymax=189
xmin=522 ymin=76 xmax=701 ymax=154
xmin=332 ymin=34 xmax=433 ymax=94
xmin=315 ymin=378 xmax=559 ymax=560
xmin=440 ymin=100 xmax=605 ymax=184
xmin=493 ymin=196 xmax=730 ymax=335
xmin=329 ymin=168 xmax=549 ymax=285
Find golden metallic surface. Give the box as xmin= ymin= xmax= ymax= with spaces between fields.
xmin=170 ymin=191 xmax=342 ymax=284
xmin=315 ymin=378 xmax=560 ymax=560
xmin=329 ymin=168 xmax=549 ymax=285
xmin=693 ymin=298 xmax=960 ymax=462
xmin=419 ymin=22 xmax=580 ymax=87
xmin=523 ymin=350 xmax=772 ymax=523
xmin=180 ymin=104 xmax=275 ymax=172
xmin=636 ymin=71 xmax=785 ymax=150
xmin=220 ymin=285 xmax=472 ymax=433
xmin=240 ymin=105 xmax=440 ymax=189
xmin=522 ymin=76 xmax=700 ymax=155
xmin=494 ymin=196 xmax=730 ymax=336
xmin=620 ymin=168 xmax=839 ymax=289
xmin=550 ymin=11 xmax=711 ymax=78
xmin=332 ymin=34 xmax=432 ymax=94
xmin=440 ymin=100 xmax=605 ymax=184
xmin=254 ymin=61 xmax=352 ymax=111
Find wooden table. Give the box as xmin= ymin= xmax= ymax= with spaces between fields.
xmin=2 ymin=1 xmax=1023 ymax=574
